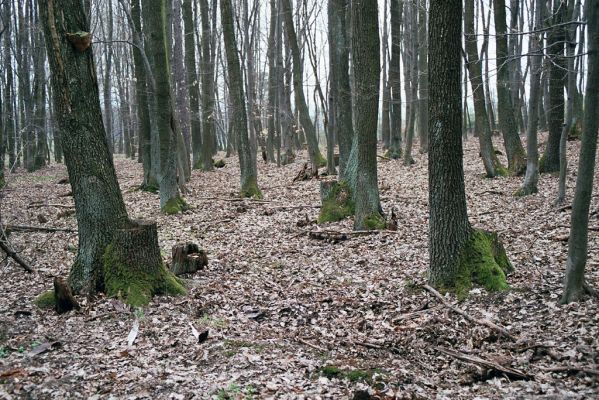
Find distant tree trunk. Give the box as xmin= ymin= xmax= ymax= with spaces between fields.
xmin=200 ymin=0 xmax=217 ymax=171
xmin=281 ymin=0 xmax=325 ymax=173
xmin=516 ymin=0 xmax=543 ymax=196
xmin=3 ymin=0 xmax=16 ymax=170
xmin=387 ymin=0 xmax=402 ymax=159
xmin=428 ymin=0 xmax=511 ymax=296
xmin=417 ymin=0 xmax=428 ymax=153
xmin=38 ymin=0 xmax=184 ymax=303
xmin=557 ymin=1 xmax=579 ymax=203
xmin=32 ymin=15 xmax=48 ymax=171
xmin=267 ymin=0 xmax=278 ymax=164
xmin=351 ymin=0 xmax=383 ymax=230
xmin=541 ymin=0 xmax=566 ymax=173
xmin=130 ymin=0 xmax=156 ymax=189
xmin=172 ymin=0 xmax=192 ymax=181
xmin=561 ymin=0 xmax=599 ymax=304
xmin=402 ymin=0 xmax=417 ymax=166
xmin=328 ymin=0 xmax=353 ymax=177
xmin=493 ymin=0 xmax=526 ymax=175
xmin=103 ymin=0 xmax=114 ymax=153
xmin=141 ymin=0 xmax=187 ymax=213
xmin=464 ymin=0 xmax=503 ymax=177
xmin=221 ymin=0 xmax=262 ymax=198
xmin=182 ymin=0 xmax=202 ymax=170
xmin=381 ymin=0 xmax=391 ymax=150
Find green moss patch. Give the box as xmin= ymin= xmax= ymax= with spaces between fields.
xmin=103 ymin=245 xmax=186 ymax=307
xmin=318 ymin=181 xmax=354 ymax=223
xmin=384 ymin=148 xmax=402 ymax=159
xmin=362 ymin=213 xmax=386 ymax=230
xmin=316 ymin=152 xmax=327 ymax=168
xmin=214 ymin=159 xmax=226 ymax=168
xmin=34 ymin=291 xmax=56 ymax=309
xmin=240 ymin=179 xmax=263 ymax=199
xmin=162 ymin=197 xmax=189 ymax=215
xmin=453 ymin=229 xmax=512 ymax=299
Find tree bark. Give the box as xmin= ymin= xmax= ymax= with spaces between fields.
xmin=464 ymin=0 xmax=503 ymax=177
xmin=141 ymin=0 xmax=187 ymax=213
xmin=493 ymin=0 xmax=526 ymax=175
xmin=281 ymin=0 xmax=325 ymax=173
xmin=352 ymin=0 xmax=383 ymax=231
xmin=387 ymin=0 xmax=402 ymax=159
xmin=541 ymin=0 xmax=566 ymax=173
xmin=221 ymin=0 xmax=262 ymax=198
xmin=200 ymin=0 xmax=217 ymax=171
xmin=561 ymin=0 xmax=599 ymax=304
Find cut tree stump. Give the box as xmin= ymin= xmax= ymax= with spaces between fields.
xmin=104 ymin=220 xmax=186 ymax=307
xmin=53 ymin=277 xmax=80 ymax=314
xmin=170 ymin=242 xmax=208 ymax=275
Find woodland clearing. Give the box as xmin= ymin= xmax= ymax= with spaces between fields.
xmin=0 ymin=134 xmax=597 ymax=399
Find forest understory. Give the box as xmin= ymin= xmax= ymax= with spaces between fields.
xmin=0 ymin=133 xmax=597 ymax=399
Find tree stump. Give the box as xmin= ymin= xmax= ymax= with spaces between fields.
xmin=170 ymin=242 xmax=208 ymax=275
xmin=53 ymin=277 xmax=79 ymax=314
xmin=103 ymin=220 xmax=186 ymax=307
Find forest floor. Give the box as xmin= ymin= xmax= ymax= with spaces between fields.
xmin=0 ymin=133 xmax=598 ymax=399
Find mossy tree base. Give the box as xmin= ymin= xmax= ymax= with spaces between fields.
xmin=318 ymin=180 xmax=354 ymax=223
xmin=358 ymin=212 xmax=386 ymax=231
xmin=34 ymin=291 xmax=57 ymax=309
xmin=384 ymin=148 xmax=402 ymax=160
xmin=138 ymin=183 xmax=159 ymax=194
xmin=508 ymin=155 xmax=527 ymax=177
xmin=240 ymin=178 xmax=263 ymax=199
xmin=162 ymin=197 xmax=189 ymax=215
xmin=315 ymin=152 xmax=327 ymax=168
xmin=104 ymin=220 xmax=186 ymax=307
xmin=435 ymin=229 xmax=513 ymax=299
xmin=514 ymin=185 xmax=538 ymax=197
xmin=539 ymin=154 xmax=559 ymax=174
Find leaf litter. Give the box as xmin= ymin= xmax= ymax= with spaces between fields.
xmin=0 ymin=134 xmax=597 ymax=399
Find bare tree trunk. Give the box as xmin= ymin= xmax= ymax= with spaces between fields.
xmin=561 ymin=0 xmax=599 ymax=304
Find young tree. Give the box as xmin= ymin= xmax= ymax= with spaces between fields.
xmin=493 ymin=0 xmax=526 ymax=175
xmin=352 ymin=0 xmax=384 ymax=230
xmin=38 ymin=0 xmax=184 ymax=304
xmin=387 ymin=0 xmax=402 ymax=159
xmin=428 ymin=0 xmax=511 ymax=296
xmin=464 ymin=0 xmax=504 ymax=177
xmin=221 ymin=0 xmax=262 ymax=198
xmin=561 ymin=0 xmax=599 ymax=304
xmin=141 ymin=0 xmax=188 ymax=214
xmin=516 ymin=0 xmax=543 ymax=196
xmin=281 ymin=0 xmax=326 ymax=173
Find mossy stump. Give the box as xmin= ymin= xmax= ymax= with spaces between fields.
xmin=162 ymin=197 xmax=189 ymax=215
xmin=104 ymin=220 xmax=186 ymax=307
xmin=318 ymin=180 xmax=354 ymax=223
xmin=170 ymin=242 xmax=208 ymax=275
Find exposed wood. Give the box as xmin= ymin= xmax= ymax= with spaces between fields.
xmin=436 ymin=346 xmax=533 ymax=380
xmin=423 ymin=284 xmax=517 ymax=341
xmin=53 ymin=277 xmax=80 ymax=313
xmin=170 ymin=242 xmax=208 ymax=275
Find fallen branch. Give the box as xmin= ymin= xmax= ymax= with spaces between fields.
xmin=195 ymin=196 xmax=274 ymax=204
xmin=0 ymin=239 xmax=34 ymax=273
xmin=436 ymin=347 xmax=533 ymax=381
xmin=423 ymin=284 xmax=517 ymax=341
xmin=297 ymin=337 xmax=327 ymax=353
xmin=4 ymin=224 xmax=76 ymax=233
xmin=28 ymin=203 xmax=74 ymax=209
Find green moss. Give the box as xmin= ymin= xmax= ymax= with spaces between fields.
xmin=320 ymin=365 xmax=342 ymax=378
xmin=240 ymin=179 xmax=263 ymax=199
xmin=162 ymin=197 xmax=189 ymax=215
xmin=514 ymin=185 xmax=538 ymax=197
xmin=0 ymin=176 xmax=5 ymax=189
xmin=140 ymin=183 xmax=159 ymax=194
xmin=318 ymin=181 xmax=355 ymax=223
xmin=214 ymin=159 xmax=226 ymax=168
xmin=363 ymin=213 xmax=386 ymax=230
xmin=346 ymin=370 xmax=370 ymax=383
xmin=34 ymin=291 xmax=56 ymax=309
xmin=384 ymin=148 xmax=402 ymax=159
xmin=103 ymin=244 xmax=186 ymax=307
xmin=494 ymin=165 xmax=509 ymax=177
xmin=453 ymin=229 xmax=510 ymax=299
xmin=316 ymin=152 xmax=327 ymax=168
